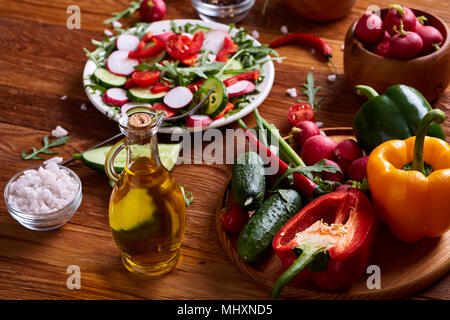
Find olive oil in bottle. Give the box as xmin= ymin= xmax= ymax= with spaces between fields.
xmin=105 ymin=108 xmax=186 ymax=276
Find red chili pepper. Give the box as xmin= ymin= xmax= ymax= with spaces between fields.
xmin=128 ymin=40 xmax=165 ymax=59
xmin=213 ymin=102 xmax=234 ymax=120
xmin=189 ymin=31 xmax=205 ymax=55
xmin=152 ymin=103 xmax=176 ymax=119
xmin=244 ymin=130 xmax=322 ymax=198
xmin=216 ymin=37 xmax=238 ymax=62
xmin=188 ymin=79 xmax=204 ymax=93
xmin=180 ymin=54 xmax=197 ymax=66
xmin=151 ymin=82 xmax=171 ymax=93
xmin=269 ymin=33 xmax=333 ymax=60
xmin=270 ymin=189 xmax=377 ymax=297
xmin=221 ymin=203 xmax=249 ymax=233
xmin=223 ymin=70 xmax=260 ymax=87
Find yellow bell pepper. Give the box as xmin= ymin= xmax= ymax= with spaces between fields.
xmin=367 ymin=110 xmax=450 ymax=242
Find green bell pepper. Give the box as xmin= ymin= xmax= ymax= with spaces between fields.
xmin=353 ymin=84 xmax=446 ymax=153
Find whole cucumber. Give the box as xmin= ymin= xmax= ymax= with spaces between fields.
xmin=237 ymin=189 xmax=302 ymax=263
xmin=232 ymin=151 xmax=266 ymax=211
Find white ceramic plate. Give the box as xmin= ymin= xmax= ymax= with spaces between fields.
xmin=83 ymin=19 xmax=275 ymax=134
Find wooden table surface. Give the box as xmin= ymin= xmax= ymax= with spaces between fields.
xmin=0 ymin=0 xmax=448 ymax=300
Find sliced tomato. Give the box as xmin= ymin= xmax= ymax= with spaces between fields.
xmin=287 ymin=102 xmax=315 ymax=125
xmin=124 ymin=78 xmax=137 ymax=89
xmin=165 ymin=34 xmax=192 ymax=60
xmin=131 ymin=70 xmax=160 ymax=88
xmin=151 ymin=82 xmax=171 ymax=93
xmin=152 ymin=103 xmax=177 ymax=119
xmin=180 ymin=54 xmax=197 ymax=66
xmin=189 ymin=31 xmax=204 ymax=55
xmin=216 ymin=37 xmax=238 ymax=62
xmin=213 ymin=102 xmax=234 ymax=120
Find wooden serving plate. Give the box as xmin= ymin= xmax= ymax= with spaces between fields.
xmin=216 ymin=127 xmax=450 ymax=299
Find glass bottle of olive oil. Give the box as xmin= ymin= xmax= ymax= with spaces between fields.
xmin=105 ymin=107 xmax=186 ymax=277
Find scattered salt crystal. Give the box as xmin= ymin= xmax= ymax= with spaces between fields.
xmin=51 ymin=125 xmax=68 ymax=138
xmin=251 ymin=30 xmax=260 ymax=39
xmin=315 ymin=121 xmax=324 ymax=128
xmin=112 ymin=21 xmax=122 ymax=28
xmin=310 ymin=66 xmax=315 ymax=71
xmin=280 ymin=25 xmax=288 ymax=34
xmin=341 ymin=44 xmax=345 ymax=51
xmin=80 ymin=103 xmax=87 ymax=111
xmin=60 ymin=95 xmax=67 ymax=100
xmin=286 ymin=88 xmax=297 ymax=98
xmin=7 ymin=163 xmax=78 ymax=215
xmin=104 ymin=29 xmax=113 ymax=37
xmin=44 ymin=157 xmax=63 ymax=165
xmin=310 ymin=48 xmax=316 ymax=55
xmin=328 ymin=74 xmax=337 ymax=82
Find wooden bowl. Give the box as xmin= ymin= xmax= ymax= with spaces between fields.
xmin=282 ymin=0 xmax=357 ymax=22
xmin=344 ymin=9 xmax=450 ymax=102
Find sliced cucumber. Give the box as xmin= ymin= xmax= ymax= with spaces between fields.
xmin=128 ymin=87 xmax=167 ymax=103
xmin=192 ymin=26 xmax=212 ymax=33
xmin=75 ymin=143 xmax=182 ymax=173
xmin=93 ymin=68 xmax=127 ymax=88
xmin=226 ymin=59 xmax=243 ymax=71
xmin=198 ymin=77 xmax=228 ymax=118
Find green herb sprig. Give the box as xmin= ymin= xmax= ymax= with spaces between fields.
xmin=22 ymin=136 xmax=71 ymax=160
xmin=103 ymin=0 xmax=143 ymax=24
xmin=297 ymin=72 xmax=323 ymax=111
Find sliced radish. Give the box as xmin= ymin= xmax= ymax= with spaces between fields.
xmin=226 ymin=80 xmax=256 ymax=98
xmin=106 ymin=50 xmax=140 ymax=76
xmin=103 ymin=88 xmax=129 ymax=107
xmin=153 ymin=31 xmax=175 ymax=43
xmin=116 ymin=34 xmax=140 ymax=51
xmin=186 ymin=115 xmax=213 ymax=127
xmin=121 ymin=102 xmax=152 ymax=114
xmin=163 ymin=86 xmax=193 ymax=109
xmin=202 ymin=29 xmax=232 ymax=56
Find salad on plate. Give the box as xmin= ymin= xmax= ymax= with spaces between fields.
xmin=83 ymin=20 xmax=279 ymax=131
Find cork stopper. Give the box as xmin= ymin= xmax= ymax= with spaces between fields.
xmin=128 ymin=113 xmax=153 ymax=129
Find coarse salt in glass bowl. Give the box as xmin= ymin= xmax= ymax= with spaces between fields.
xmin=4 ymin=163 xmax=82 ymax=231
xmin=191 ymin=0 xmax=255 ymax=24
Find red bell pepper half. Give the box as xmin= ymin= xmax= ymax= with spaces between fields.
xmin=128 ymin=40 xmax=165 ymax=59
xmin=270 ymin=189 xmax=377 ymax=298
xmin=223 ymin=70 xmax=260 ymax=87
xmin=213 ymin=102 xmax=234 ymax=120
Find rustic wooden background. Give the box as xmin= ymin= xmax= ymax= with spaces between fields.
xmin=0 ymin=0 xmax=448 ymax=299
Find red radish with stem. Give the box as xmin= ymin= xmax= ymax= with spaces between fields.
xmin=186 ymin=115 xmax=213 ymax=127
xmin=384 ymin=4 xmax=417 ymax=36
xmin=226 ymin=80 xmax=256 ymax=98
xmin=317 ymin=159 xmax=344 ymax=184
xmin=301 ymin=135 xmax=338 ymax=166
xmin=163 ymin=86 xmax=193 ymax=109
xmin=139 ymin=0 xmax=166 ymax=22
xmin=107 ymin=50 xmax=140 ymax=76
xmin=416 ymin=24 xmax=444 ymax=55
xmin=290 ymin=121 xmax=320 ymax=148
xmin=389 ymin=21 xmax=423 ymax=59
xmin=332 ymin=139 xmax=363 ymax=175
xmin=116 ymin=34 xmax=140 ymax=51
xmin=348 ymin=156 xmax=369 ymax=181
xmin=355 ymin=12 xmax=385 ymax=45
xmin=103 ymin=88 xmax=129 ymax=107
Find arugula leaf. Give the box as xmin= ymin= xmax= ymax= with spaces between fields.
xmin=298 ymin=72 xmax=323 ymax=111
xmin=22 ymin=136 xmax=70 ymax=160
xmin=103 ymin=0 xmax=143 ymax=24
xmin=180 ymin=185 xmax=194 ymax=207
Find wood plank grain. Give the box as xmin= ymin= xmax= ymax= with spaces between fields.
xmin=0 ymin=0 xmax=448 ymax=300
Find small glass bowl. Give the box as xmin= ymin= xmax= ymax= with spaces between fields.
xmin=4 ymin=164 xmax=82 ymax=231
xmin=191 ymin=0 xmax=255 ymax=24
